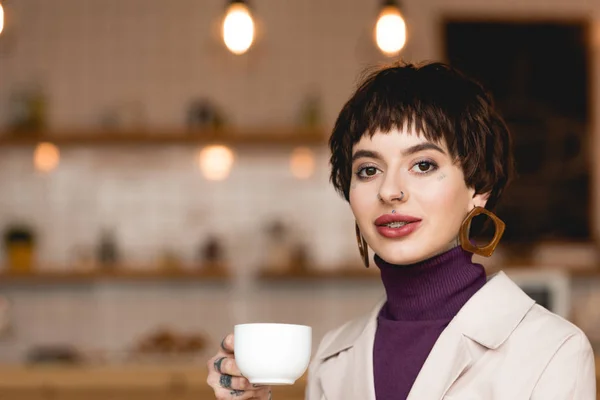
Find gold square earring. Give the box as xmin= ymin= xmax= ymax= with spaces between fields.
xmin=355 ymin=222 xmax=369 ymax=268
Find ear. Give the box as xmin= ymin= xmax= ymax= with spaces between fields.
xmin=472 ymin=192 xmax=490 ymax=209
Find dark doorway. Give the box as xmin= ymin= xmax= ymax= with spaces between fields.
xmin=444 ymin=20 xmax=591 ymax=246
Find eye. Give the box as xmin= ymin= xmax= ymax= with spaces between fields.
xmin=355 ymin=165 xmax=381 ymax=179
xmin=364 ymin=167 xmax=378 ymax=176
xmin=410 ymin=160 xmax=438 ymax=174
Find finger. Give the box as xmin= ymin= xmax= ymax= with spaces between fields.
xmin=219 ymin=374 xmax=253 ymax=391
xmin=213 ymin=386 xmax=270 ymax=400
xmin=207 ymin=354 xmax=229 ymax=376
xmin=213 ymin=387 xmax=262 ymax=400
xmin=213 ymin=356 xmax=227 ymax=374
xmin=220 ymin=333 xmax=234 ymax=354
xmin=214 ymin=356 xmax=243 ymax=376
xmin=227 ymin=389 xmax=246 ymax=398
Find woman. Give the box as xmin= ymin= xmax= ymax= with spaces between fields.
xmin=207 ymin=61 xmax=596 ymax=399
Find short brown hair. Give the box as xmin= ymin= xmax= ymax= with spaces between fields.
xmin=329 ymin=61 xmax=515 ymax=211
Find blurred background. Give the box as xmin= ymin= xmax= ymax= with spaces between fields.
xmin=0 ymin=0 xmax=599 ymax=398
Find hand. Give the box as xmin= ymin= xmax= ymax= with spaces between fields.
xmin=207 ymin=333 xmax=272 ymax=399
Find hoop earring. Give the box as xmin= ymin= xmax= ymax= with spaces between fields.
xmin=459 ymin=206 xmax=505 ymax=257
xmin=355 ymin=222 xmax=369 ymax=268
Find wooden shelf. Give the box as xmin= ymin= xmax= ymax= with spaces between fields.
xmin=496 ymin=264 xmax=600 ymax=278
xmin=0 ymin=268 xmax=230 ymax=285
xmin=257 ymin=267 xmax=381 ymax=282
xmin=257 ymin=264 xmax=600 ymax=283
xmin=0 ymin=128 xmax=328 ymax=147
xmin=2 ymin=265 xmax=598 ymax=285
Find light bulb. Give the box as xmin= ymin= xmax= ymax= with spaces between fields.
xmin=0 ymin=2 xmax=4 ymax=36
xmin=34 ymin=142 xmax=60 ymax=173
xmin=375 ymin=5 xmax=406 ymax=55
xmin=222 ymin=1 xmax=255 ymax=55
xmin=197 ymin=145 xmax=235 ymax=181
xmin=289 ymin=147 xmax=315 ymax=179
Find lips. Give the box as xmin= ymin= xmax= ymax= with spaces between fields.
xmin=374 ymin=213 xmax=422 ymax=239
xmin=374 ymin=214 xmax=422 ymax=226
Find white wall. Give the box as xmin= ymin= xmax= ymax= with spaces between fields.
xmin=0 ymin=0 xmax=598 ymax=264
xmin=0 ymin=0 xmax=390 ymax=129
xmin=1 ymin=0 xmax=598 ymax=130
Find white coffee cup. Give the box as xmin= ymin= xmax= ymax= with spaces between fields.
xmin=234 ymin=323 xmax=312 ymax=385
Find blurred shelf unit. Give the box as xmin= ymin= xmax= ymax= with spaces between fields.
xmin=3 ymin=265 xmax=597 ymax=286
xmin=257 ymin=267 xmax=381 ymax=282
xmin=268 ymin=265 xmax=600 ymax=282
xmin=0 ymin=268 xmax=231 ymax=285
xmin=0 ymin=128 xmax=328 ymax=148
xmin=498 ymin=264 xmax=600 ymax=279
xmin=0 ymin=267 xmax=382 ymax=286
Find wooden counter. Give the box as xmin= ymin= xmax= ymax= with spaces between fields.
xmin=0 ymin=360 xmax=598 ymax=400
xmin=0 ymin=364 xmax=306 ymax=400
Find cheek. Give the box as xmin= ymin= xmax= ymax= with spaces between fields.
xmin=349 ymin=182 xmax=376 ymax=220
xmin=410 ymin=176 xmax=471 ymax=216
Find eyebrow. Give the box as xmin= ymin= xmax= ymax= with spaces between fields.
xmin=351 ymin=142 xmax=446 ymax=163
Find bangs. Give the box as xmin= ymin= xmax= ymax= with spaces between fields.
xmin=342 ymin=63 xmax=476 ymax=160
xmin=347 ymin=89 xmax=459 ymax=158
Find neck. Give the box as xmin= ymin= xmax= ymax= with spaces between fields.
xmin=374 ymin=246 xmax=486 ymax=321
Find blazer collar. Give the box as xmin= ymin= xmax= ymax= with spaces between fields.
xmin=319 ymin=271 xmax=534 ymax=358
xmin=454 ymin=271 xmax=536 ymax=349
xmin=317 ymin=297 xmax=383 ymax=400
xmin=317 ymin=297 xmax=385 ymax=361
xmin=407 ymin=271 xmax=536 ymax=399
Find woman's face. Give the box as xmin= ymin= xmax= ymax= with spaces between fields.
xmin=349 ymin=127 xmax=488 ymax=265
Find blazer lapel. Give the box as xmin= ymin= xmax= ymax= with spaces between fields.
xmin=407 ymin=324 xmax=472 ymax=400
xmin=319 ymin=299 xmax=383 ymax=400
xmin=407 ymin=271 xmax=535 ymax=400
xmin=345 ymin=312 xmax=378 ymax=400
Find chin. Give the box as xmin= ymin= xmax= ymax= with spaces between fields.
xmin=375 ymin=243 xmax=433 ymax=266
xmin=381 ymin=254 xmax=428 ymax=266
xmin=374 ymin=235 xmax=457 ymax=266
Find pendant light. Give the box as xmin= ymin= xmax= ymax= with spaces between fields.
xmin=222 ymin=0 xmax=255 ymax=55
xmin=0 ymin=1 xmax=5 ymax=36
xmin=375 ymin=0 xmax=407 ymax=56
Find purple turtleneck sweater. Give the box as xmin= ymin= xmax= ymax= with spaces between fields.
xmin=373 ymin=246 xmax=486 ymax=400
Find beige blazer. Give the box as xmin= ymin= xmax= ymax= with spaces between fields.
xmin=306 ymin=271 xmax=596 ymax=399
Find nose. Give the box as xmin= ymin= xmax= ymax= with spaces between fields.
xmin=378 ymin=171 xmax=407 ymax=204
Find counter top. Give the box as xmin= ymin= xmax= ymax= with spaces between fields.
xmin=0 ymin=364 xmax=307 ymax=399
xmin=0 ymin=360 xmax=598 ymax=388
